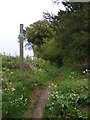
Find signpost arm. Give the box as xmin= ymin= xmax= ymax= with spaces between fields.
xmin=20 ymin=24 xmax=23 ymax=77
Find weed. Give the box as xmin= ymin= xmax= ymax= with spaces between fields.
xmin=43 ymin=66 xmax=88 ymax=119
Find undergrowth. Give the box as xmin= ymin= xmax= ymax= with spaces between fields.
xmin=1 ymin=55 xmax=89 ymax=119
xmin=1 ymin=55 xmax=59 ymax=118
xmin=43 ymin=66 xmax=89 ymax=119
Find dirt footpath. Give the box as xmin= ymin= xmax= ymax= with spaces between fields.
xmin=32 ymin=87 xmax=50 ymax=119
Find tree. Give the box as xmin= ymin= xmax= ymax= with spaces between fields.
xmin=26 ymin=20 xmax=55 ymax=57
xmin=42 ymin=2 xmax=88 ymax=68
xmin=26 ymin=2 xmax=89 ymax=69
xmin=26 ymin=20 xmax=54 ymax=46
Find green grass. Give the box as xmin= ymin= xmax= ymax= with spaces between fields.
xmin=2 ymin=68 xmax=34 ymax=118
xmin=1 ymin=55 xmax=89 ymax=119
xmin=43 ymin=66 xmax=89 ymax=119
xmin=1 ymin=55 xmax=60 ymax=118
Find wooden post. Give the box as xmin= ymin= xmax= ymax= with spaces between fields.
xmin=20 ymin=24 xmax=23 ymax=77
xmin=0 ymin=55 xmax=2 ymax=120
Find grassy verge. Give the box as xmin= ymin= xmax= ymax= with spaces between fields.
xmin=43 ymin=66 xmax=89 ymax=119
xmin=1 ymin=55 xmax=60 ymax=118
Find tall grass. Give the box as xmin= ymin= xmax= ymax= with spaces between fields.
xmin=43 ymin=66 xmax=89 ymax=119
xmin=2 ymin=55 xmax=60 ymax=118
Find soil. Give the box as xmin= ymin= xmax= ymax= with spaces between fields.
xmin=32 ymin=87 xmax=50 ymax=119
xmin=25 ymin=72 xmax=64 ymax=119
xmin=24 ymin=87 xmax=43 ymax=118
xmin=25 ymin=86 xmax=50 ymax=119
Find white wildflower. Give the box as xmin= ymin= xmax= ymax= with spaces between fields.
xmin=49 ymin=107 xmax=51 ymax=110
xmin=83 ymin=71 xmax=85 ymax=74
xmin=19 ymin=97 xmax=23 ymax=100
xmin=56 ymin=95 xmax=58 ymax=98
xmin=52 ymin=102 xmax=54 ymax=105
xmin=11 ymin=72 xmax=13 ymax=74
xmin=6 ymin=69 xmax=9 ymax=72
xmin=54 ymin=85 xmax=57 ymax=88
xmin=25 ymin=98 xmax=27 ymax=101
xmin=5 ymin=88 xmax=7 ymax=91
xmin=1 ymin=78 xmax=3 ymax=81
xmin=0 ymin=71 xmax=2 ymax=74
xmin=85 ymin=69 xmax=88 ymax=72
xmin=56 ymin=91 xmax=58 ymax=94
xmin=11 ymin=88 xmax=15 ymax=91
xmin=51 ymin=94 xmax=53 ymax=97
xmin=71 ymin=72 xmax=74 ymax=74
xmin=9 ymin=82 xmax=12 ymax=85
xmin=62 ymin=104 xmax=64 ymax=107
xmin=0 ymin=89 xmax=2 ymax=93
xmin=73 ymin=94 xmax=76 ymax=96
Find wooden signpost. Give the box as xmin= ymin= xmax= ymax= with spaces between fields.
xmin=20 ymin=24 xmax=23 ymax=77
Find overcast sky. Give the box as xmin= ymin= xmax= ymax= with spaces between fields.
xmin=0 ymin=0 xmax=65 ymax=57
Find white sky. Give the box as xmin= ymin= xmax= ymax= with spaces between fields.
xmin=0 ymin=0 xmax=65 ymax=57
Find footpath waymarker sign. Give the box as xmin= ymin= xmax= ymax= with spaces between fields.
xmin=20 ymin=24 xmax=23 ymax=77
xmin=20 ymin=33 xmax=22 ymax=38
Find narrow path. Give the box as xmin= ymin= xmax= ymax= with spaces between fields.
xmin=32 ymin=87 xmax=50 ymax=119
xmin=24 ymin=88 xmax=42 ymax=118
xmin=25 ymin=71 xmax=64 ymax=119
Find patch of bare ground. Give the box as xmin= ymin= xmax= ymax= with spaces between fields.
xmin=24 ymin=87 xmax=43 ymax=118
xmin=32 ymin=87 xmax=50 ymax=119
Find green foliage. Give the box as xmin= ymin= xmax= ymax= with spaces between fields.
xmin=52 ymin=2 xmax=88 ymax=67
xmin=25 ymin=57 xmax=60 ymax=87
xmin=2 ymin=55 xmax=20 ymax=69
xmin=43 ymin=67 xmax=89 ymax=119
xmin=26 ymin=2 xmax=88 ymax=69
xmin=26 ymin=19 xmax=54 ymax=44
xmin=26 ymin=20 xmax=55 ymax=57
xmin=2 ymin=66 xmax=34 ymax=117
xmin=2 ymin=2 xmax=89 ymax=119
xmin=41 ymin=38 xmax=60 ymax=59
xmin=2 ymin=55 xmax=60 ymax=118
